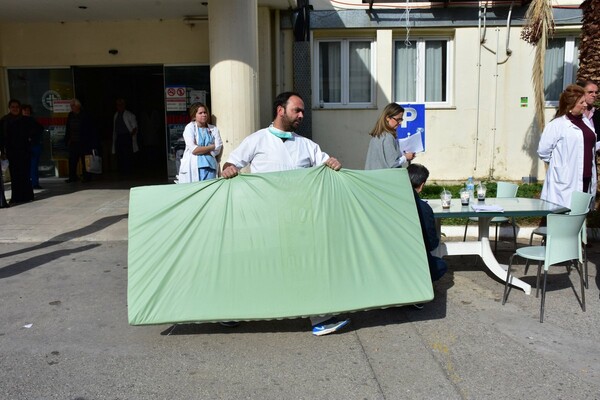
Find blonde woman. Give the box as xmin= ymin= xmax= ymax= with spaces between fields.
xmin=365 ymin=103 xmax=415 ymax=170
xmin=178 ymin=103 xmax=222 ymax=182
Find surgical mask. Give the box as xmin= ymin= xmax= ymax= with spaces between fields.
xmin=268 ymin=125 xmax=293 ymax=140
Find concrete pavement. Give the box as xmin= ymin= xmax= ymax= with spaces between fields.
xmin=1 ymin=177 xmax=599 ymax=399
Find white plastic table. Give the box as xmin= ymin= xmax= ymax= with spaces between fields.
xmin=430 ymin=197 xmax=569 ymax=295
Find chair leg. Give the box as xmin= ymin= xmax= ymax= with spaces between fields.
xmin=525 ymin=232 xmax=535 ymax=275
xmin=540 ymin=270 xmax=548 ymax=323
xmin=463 ymin=219 xmax=469 ymax=241
xmin=583 ymin=245 xmax=589 ymax=289
xmin=578 ymin=260 xmax=586 ymax=312
xmin=535 ymin=261 xmax=542 ymax=298
xmin=502 ymin=254 xmax=517 ymax=305
xmin=511 ymin=217 xmax=517 ymax=251
xmin=494 ymin=223 xmax=500 ymax=254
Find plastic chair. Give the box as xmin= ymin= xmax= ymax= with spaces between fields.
xmin=526 ymin=191 xmax=593 ymax=288
xmin=463 ymin=182 xmax=519 ymax=253
xmin=502 ymin=212 xmax=587 ymax=323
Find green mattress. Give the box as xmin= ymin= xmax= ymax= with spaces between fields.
xmin=127 ymin=166 xmax=433 ymax=325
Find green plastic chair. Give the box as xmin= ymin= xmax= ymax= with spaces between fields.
xmin=463 ymin=182 xmax=519 ymax=253
xmin=526 ymin=191 xmax=593 ymax=288
xmin=502 ymin=212 xmax=587 ymax=323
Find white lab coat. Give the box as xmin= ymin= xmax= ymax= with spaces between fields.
xmin=177 ymin=122 xmax=222 ymax=183
xmin=227 ymin=128 xmax=330 ymax=173
xmin=112 ymin=110 xmax=139 ymax=153
xmin=538 ymin=115 xmax=598 ymax=208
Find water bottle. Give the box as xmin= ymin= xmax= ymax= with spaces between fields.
xmin=466 ymin=177 xmax=475 ymax=202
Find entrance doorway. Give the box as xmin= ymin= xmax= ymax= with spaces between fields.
xmin=73 ymin=66 xmax=167 ymax=181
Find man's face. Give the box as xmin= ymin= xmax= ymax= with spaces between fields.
xmin=8 ymin=102 xmax=20 ymax=116
xmin=278 ymin=95 xmax=304 ymax=132
xmin=584 ymin=83 xmax=598 ymax=107
xmin=71 ymin=103 xmax=81 ymax=114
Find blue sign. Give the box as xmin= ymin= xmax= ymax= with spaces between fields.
xmin=396 ymin=103 xmax=426 ymax=152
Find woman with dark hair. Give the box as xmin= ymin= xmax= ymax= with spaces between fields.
xmin=177 ymin=102 xmax=222 ymax=182
xmin=365 ymin=102 xmax=415 ymax=170
xmin=538 ymin=84 xmax=598 ymax=208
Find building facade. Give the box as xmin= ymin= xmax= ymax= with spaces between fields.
xmin=0 ymin=0 xmax=586 ymax=182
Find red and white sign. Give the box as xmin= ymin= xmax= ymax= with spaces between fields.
xmin=166 ymin=86 xmax=186 ymax=99
xmin=53 ymin=100 xmax=71 ymax=113
xmin=166 ymin=98 xmax=187 ymax=112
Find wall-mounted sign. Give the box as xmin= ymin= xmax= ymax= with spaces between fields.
xmin=396 ymin=103 xmax=425 ymax=153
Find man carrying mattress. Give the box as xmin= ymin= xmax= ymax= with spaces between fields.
xmin=221 ymin=91 xmax=350 ymax=336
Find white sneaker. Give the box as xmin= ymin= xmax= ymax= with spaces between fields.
xmin=311 ymin=317 xmax=350 ymax=336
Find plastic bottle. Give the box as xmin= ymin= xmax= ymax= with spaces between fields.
xmin=466 ymin=177 xmax=475 ymax=202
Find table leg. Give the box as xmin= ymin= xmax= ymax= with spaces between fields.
xmin=433 ymin=216 xmax=531 ymax=295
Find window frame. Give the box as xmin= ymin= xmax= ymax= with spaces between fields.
xmin=392 ymin=35 xmax=454 ymax=108
xmin=312 ymin=37 xmax=376 ymax=109
xmin=544 ymin=34 xmax=579 ymax=106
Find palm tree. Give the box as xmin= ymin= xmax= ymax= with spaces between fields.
xmin=521 ymin=0 xmax=555 ymax=130
xmin=577 ymin=0 xmax=600 ymax=85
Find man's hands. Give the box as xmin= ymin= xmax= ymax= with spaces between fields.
xmin=221 ymin=158 xmax=341 ymax=179
xmin=324 ymin=157 xmax=342 ymax=171
xmin=221 ymin=162 xmax=239 ymax=178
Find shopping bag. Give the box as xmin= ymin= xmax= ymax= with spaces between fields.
xmin=85 ymin=150 xmax=102 ymax=174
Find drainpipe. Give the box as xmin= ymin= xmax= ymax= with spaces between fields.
xmin=475 ymin=3 xmax=486 ymax=173
xmin=490 ymin=27 xmax=500 ymax=179
xmin=275 ymin=9 xmax=281 ymax=94
xmin=489 ymin=1 xmax=514 ymax=178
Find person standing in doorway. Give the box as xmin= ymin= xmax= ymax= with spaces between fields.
xmin=177 ymin=102 xmax=222 ymax=182
xmin=65 ymin=98 xmax=96 ymax=183
xmin=0 ymin=99 xmax=34 ymax=205
xmin=112 ymin=98 xmax=138 ymax=176
xmin=21 ymin=104 xmax=44 ymax=189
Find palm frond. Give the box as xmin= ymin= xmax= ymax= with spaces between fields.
xmin=522 ymin=0 xmax=554 ymax=130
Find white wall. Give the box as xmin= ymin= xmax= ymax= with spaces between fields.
xmin=311 ymin=24 xmax=575 ymax=182
xmin=0 ymin=20 xmax=210 ymax=67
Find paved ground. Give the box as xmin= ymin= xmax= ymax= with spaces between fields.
xmin=1 ymin=177 xmax=599 ymax=399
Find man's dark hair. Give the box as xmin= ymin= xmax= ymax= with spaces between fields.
xmin=8 ymin=98 xmax=21 ymax=107
xmin=407 ymin=163 xmax=429 ymax=189
xmin=273 ymin=91 xmax=302 ymax=118
xmin=21 ymin=104 xmax=32 ymax=113
xmin=576 ymin=79 xmax=597 ymax=88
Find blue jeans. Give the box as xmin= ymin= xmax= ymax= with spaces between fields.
xmin=199 ymin=168 xmax=216 ymax=181
xmin=30 ymin=144 xmax=42 ymax=187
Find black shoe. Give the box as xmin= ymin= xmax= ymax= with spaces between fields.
xmin=0 ymin=204 xmax=9 ymax=209
xmin=64 ymin=178 xmax=77 ymax=183
xmin=33 ymin=185 xmax=43 ymax=189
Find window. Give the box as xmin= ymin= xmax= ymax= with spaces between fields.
xmin=544 ymin=36 xmax=579 ymax=103
xmin=314 ymin=39 xmax=375 ymax=107
xmin=393 ymin=38 xmax=452 ymax=106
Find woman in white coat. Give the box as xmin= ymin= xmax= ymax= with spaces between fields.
xmin=177 ymin=103 xmax=222 ymax=182
xmin=538 ymin=84 xmax=598 ymax=208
